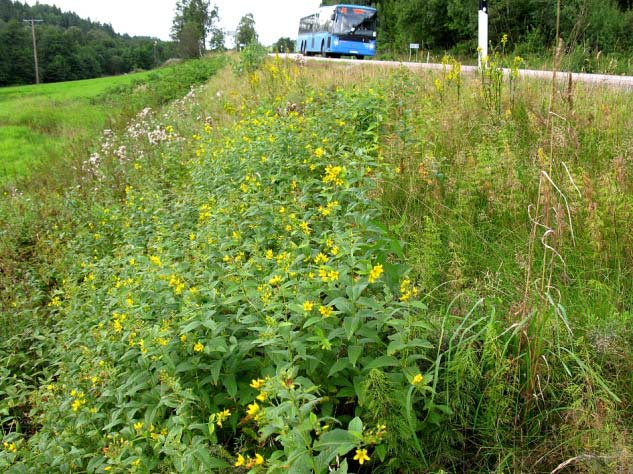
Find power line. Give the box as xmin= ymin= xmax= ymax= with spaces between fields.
xmin=23 ymin=19 xmax=43 ymax=84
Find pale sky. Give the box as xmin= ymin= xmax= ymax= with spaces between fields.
xmin=41 ymin=0 xmax=322 ymax=46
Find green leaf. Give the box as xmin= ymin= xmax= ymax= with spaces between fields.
xmin=364 ymin=355 xmax=399 ymax=371
xmin=313 ymin=429 xmax=357 ymax=452
xmin=329 ymin=297 xmax=353 ymax=315
xmin=210 ymin=359 xmax=223 ymax=385
xmin=223 ymin=374 xmax=237 ymax=398
xmin=387 ymin=340 xmax=407 ymax=355
xmin=343 ymin=316 xmax=361 ymax=340
xmin=328 ymin=358 xmax=351 ymax=377
xmin=304 ymin=316 xmax=323 ymax=328
xmin=348 ymin=345 xmax=362 ymax=367
xmin=348 ymin=416 xmax=363 ymax=435
xmin=347 ymin=281 xmax=368 ymax=302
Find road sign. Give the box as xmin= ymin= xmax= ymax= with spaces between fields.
xmin=409 ymin=43 xmax=420 ymax=62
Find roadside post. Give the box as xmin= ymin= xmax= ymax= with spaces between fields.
xmin=478 ymin=0 xmax=488 ymax=68
xmin=409 ymin=43 xmax=420 ymax=62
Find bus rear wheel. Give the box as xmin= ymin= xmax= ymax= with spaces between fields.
xmin=355 ymin=55 xmax=364 ymax=60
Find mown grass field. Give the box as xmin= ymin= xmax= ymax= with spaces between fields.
xmin=1 ymin=50 xmax=632 ymax=473
xmin=0 ymin=71 xmax=154 ymax=181
xmin=0 ymin=60 xmax=223 ymax=182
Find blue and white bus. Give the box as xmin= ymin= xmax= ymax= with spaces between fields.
xmin=296 ymin=4 xmax=377 ymax=59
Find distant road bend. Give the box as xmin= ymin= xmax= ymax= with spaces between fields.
xmin=282 ymin=53 xmax=633 ymax=90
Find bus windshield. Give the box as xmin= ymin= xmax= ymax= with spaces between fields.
xmin=333 ymin=7 xmax=377 ymax=36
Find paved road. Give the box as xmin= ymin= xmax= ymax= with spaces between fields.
xmin=280 ymin=53 xmax=633 ymax=90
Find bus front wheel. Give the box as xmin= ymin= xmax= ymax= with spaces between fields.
xmin=355 ymin=55 xmax=364 ymax=60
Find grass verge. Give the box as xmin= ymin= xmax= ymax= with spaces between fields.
xmin=0 ymin=52 xmax=631 ymax=472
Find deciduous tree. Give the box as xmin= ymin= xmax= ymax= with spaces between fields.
xmin=171 ymin=0 xmax=219 ymax=58
xmin=236 ymin=13 xmax=257 ymax=48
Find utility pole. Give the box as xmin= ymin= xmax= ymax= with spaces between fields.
xmin=478 ymin=0 xmax=488 ymax=68
xmin=23 ymin=19 xmax=43 ymax=84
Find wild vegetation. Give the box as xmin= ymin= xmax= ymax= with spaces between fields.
xmin=1 ymin=48 xmax=632 ymax=472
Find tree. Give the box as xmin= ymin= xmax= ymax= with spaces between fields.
xmin=171 ymin=0 xmax=219 ymax=58
xmin=236 ymin=13 xmax=257 ymax=49
xmin=209 ymin=26 xmax=225 ymax=51
xmin=273 ymin=37 xmax=295 ymax=53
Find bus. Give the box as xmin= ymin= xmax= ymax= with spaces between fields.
xmin=296 ymin=4 xmax=377 ymax=60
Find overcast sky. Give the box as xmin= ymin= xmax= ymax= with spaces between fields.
xmin=42 ymin=0 xmax=322 ymax=46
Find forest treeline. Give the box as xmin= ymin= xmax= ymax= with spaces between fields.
xmin=321 ymin=0 xmax=633 ymax=57
xmin=0 ymin=0 xmax=175 ymax=86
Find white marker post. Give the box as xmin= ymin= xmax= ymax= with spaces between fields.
xmin=409 ymin=43 xmax=419 ymax=62
xmin=478 ymin=0 xmax=488 ymax=68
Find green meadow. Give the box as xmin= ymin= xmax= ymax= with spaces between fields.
xmin=1 ymin=50 xmax=632 ymax=472
xmin=0 ymin=60 xmax=223 ymax=182
xmin=0 ymin=72 xmax=151 ymax=180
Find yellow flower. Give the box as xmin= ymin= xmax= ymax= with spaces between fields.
xmin=134 ymin=421 xmax=144 ymax=432
xmin=314 ymin=253 xmax=329 ymax=264
xmin=48 ymin=296 xmax=62 ymax=307
xmin=368 ymin=263 xmax=384 ymax=283
xmin=246 ymin=402 xmax=260 ymax=417
xmin=299 ymin=221 xmax=311 ymax=235
xmin=194 ymin=342 xmax=204 ymax=353
xmin=235 ymin=454 xmax=246 ymax=467
xmin=216 ymin=409 xmax=231 ymax=427
xmin=265 ymin=249 xmax=274 ymax=260
xmin=256 ymin=391 xmax=268 ymax=402
xmin=250 ymin=378 xmax=266 ymax=389
xmin=113 ymin=319 xmax=123 ymax=333
xmin=268 ymin=275 xmax=282 ymax=286
xmin=149 ymin=255 xmax=162 ymax=266
xmin=132 ymin=458 xmax=141 ymax=467
xmin=71 ymin=399 xmax=84 ymax=412
xmin=323 ymin=165 xmax=344 ymax=186
xmin=180 ymin=334 xmax=187 ymax=343
xmin=412 ymin=374 xmax=424 ymax=385
xmin=400 ymin=279 xmax=419 ymax=302
xmin=3 ymin=441 xmax=17 ymax=453
xmin=303 ymin=301 xmax=314 ymax=312
xmin=254 ymin=453 xmax=265 ymax=465
xmin=353 ymin=448 xmax=370 ymax=465
xmin=314 ymin=147 xmax=325 ymax=158
xmin=319 ymin=305 xmax=333 ymax=318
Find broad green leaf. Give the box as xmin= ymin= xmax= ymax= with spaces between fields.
xmin=363 ymin=355 xmax=399 ymax=370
